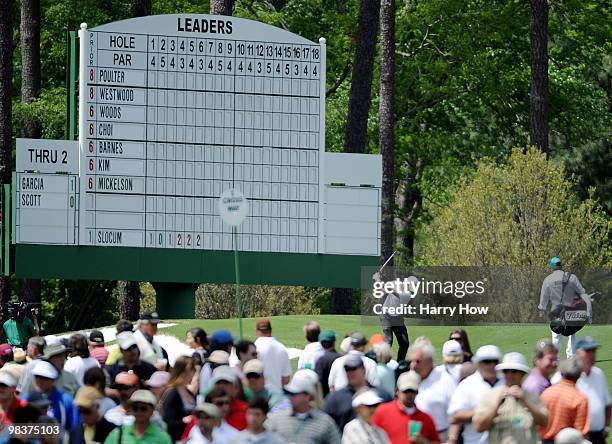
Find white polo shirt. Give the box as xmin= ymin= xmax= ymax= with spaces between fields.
xmin=447 ymin=371 xmax=504 ymax=444
xmin=416 ymin=366 xmax=458 ymax=432
xmin=577 ymin=366 xmax=611 ymax=431
xmin=328 ymin=351 xmax=379 ymax=392
xmin=297 ymin=341 xmax=324 ymax=370
xmin=254 ymin=336 xmax=292 ymax=392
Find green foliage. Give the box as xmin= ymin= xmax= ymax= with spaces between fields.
xmin=194 ymin=284 xmax=330 ymax=319
xmin=420 ymin=147 xmax=612 ymax=267
xmin=561 ymin=140 xmax=612 ymax=214
xmin=12 ymin=87 xmax=67 ymax=139
xmin=37 ymin=279 xmax=118 ymax=333
xmin=392 ymin=0 xmax=611 ymax=242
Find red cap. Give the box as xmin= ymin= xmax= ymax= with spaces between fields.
xmin=0 ymin=344 xmax=13 ymax=358
xmin=255 ymin=318 xmax=271 ymax=332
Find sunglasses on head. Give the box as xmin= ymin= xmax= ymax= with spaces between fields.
xmin=78 ymin=407 xmax=93 ymax=415
xmin=246 ymin=372 xmax=262 ymax=379
xmin=481 ymin=359 xmax=499 ymax=365
xmin=213 ymin=400 xmax=231 ymax=407
xmin=131 ymin=403 xmax=151 ymax=412
xmin=115 ymin=384 xmax=135 ymax=391
xmin=195 ymin=412 xmax=213 ymax=420
xmin=451 ymin=336 xmax=462 ymax=341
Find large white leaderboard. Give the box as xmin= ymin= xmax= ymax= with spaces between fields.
xmin=80 ymin=15 xmax=326 ymax=252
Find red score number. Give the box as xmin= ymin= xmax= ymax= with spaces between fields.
xmin=89 ymin=159 xmax=94 ymax=171
xmin=88 ymin=141 xmax=94 ymax=153
xmin=89 ymin=69 xmax=94 ymax=81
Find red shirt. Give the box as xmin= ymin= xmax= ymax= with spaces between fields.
xmin=5 ymin=396 xmax=28 ymax=424
xmin=372 ymin=400 xmax=439 ymax=444
xmin=227 ymin=398 xmax=247 ymax=430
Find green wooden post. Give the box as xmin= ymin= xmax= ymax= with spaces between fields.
xmin=233 ymin=226 xmax=243 ymax=339
xmin=66 ymin=31 xmax=78 ymax=141
xmin=3 ymin=183 xmax=11 ymax=276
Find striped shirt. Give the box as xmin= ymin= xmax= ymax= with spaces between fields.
xmin=90 ymin=345 xmax=109 ymax=367
xmin=266 ymin=408 xmax=340 ymax=444
xmin=342 ymin=418 xmax=389 ymax=444
xmin=540 ymin=379 xmax=590 ymax=439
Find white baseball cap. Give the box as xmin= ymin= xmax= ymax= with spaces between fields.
xmin=554 ymin=427 xmax=591 ymax=444
xmin=397 ymin=371 xmax=420 ymax=392
xmin=352 ymin=390 xmax=384 ymax=408
xmin=496 ymin=352 xmax=530 ymax=374
xmin=340 ymin=337 xmax=353 ymax=353
xmin=284 ymin=376 xmax=316 ymax=396
xmin=32 ymin=360 xmax=59 ymax=379
xmin=442 ymin=340 xmax=463 ymax=356
xmin=210 ymin=366 xmax=238 ymax=385
xmin=243 ymin=359 xmax=264 ymax=375
xmin=117 ymin=332 xmax=138 ymax=351
xmin=474 ymin=345 xmax=502 ymax=363
xmin=128 ymin=389 xmax=157 ymax=407
xmin=0 ymin=371 xmax=17 ymax=387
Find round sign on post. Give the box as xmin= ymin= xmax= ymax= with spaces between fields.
xmin=219 ymin=188 xmax=248 ymax=340
xmin=219 ymin=188 xmax=248 ymax=226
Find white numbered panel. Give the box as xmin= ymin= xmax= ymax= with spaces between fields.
xmin=79 ymin=14 xmax=326 ymax=252
xmin=15 ymin=173 xmax=79 ymax=245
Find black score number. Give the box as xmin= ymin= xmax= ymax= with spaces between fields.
xmin=149 ymin=232 xmax=164 ymax=247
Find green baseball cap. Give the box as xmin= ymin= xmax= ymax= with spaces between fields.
xmin=318 ymin=330 xmax=336 ymax=343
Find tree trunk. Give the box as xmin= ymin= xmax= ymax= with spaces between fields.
xmin=270 ymin=0 xmax=288 ymax=11
xmin=379 ymin=0 xmax=396 ymax=265
xmin=210 ymin=0 xmax=233 ymax=15
xmin=20 ymin=0 xmax=42 ymax=308
xmin=394 ymin=158 xmax=421 ymax=261
xmin=345 ymin=0 xmax=380 ymax=153
xmin=0 ymin=1 xmax=13 ymax=338
xmin=331 ymin=0 xmax=380 ymax=315
xmin=131 ymin=0 xmax=152 ymax=17
xmin=118 ymin=281 xmax=141 ymax=321
xmin=330 ymin=288 xmax=353 ymax=315
xmin=529 ymin=0 xmax=548 ymax=153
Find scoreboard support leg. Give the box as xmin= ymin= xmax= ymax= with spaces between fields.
xmin=233 ymin=227 xmax=243 ymax=340
xmin=153 ymin=282 xmax=198 ymax=319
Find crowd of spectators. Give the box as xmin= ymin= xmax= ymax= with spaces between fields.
xmin=0 ymin=312 xmax=608 ymax=444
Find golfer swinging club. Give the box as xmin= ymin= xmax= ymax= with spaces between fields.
xmin=372 ymin=253 xmax=415 ymax=362
xmin=538 ymin=257 xmax=592 ymax=359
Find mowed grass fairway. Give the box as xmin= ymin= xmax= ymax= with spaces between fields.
xmin=160 ymin=315 xmax=612 ymax=388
